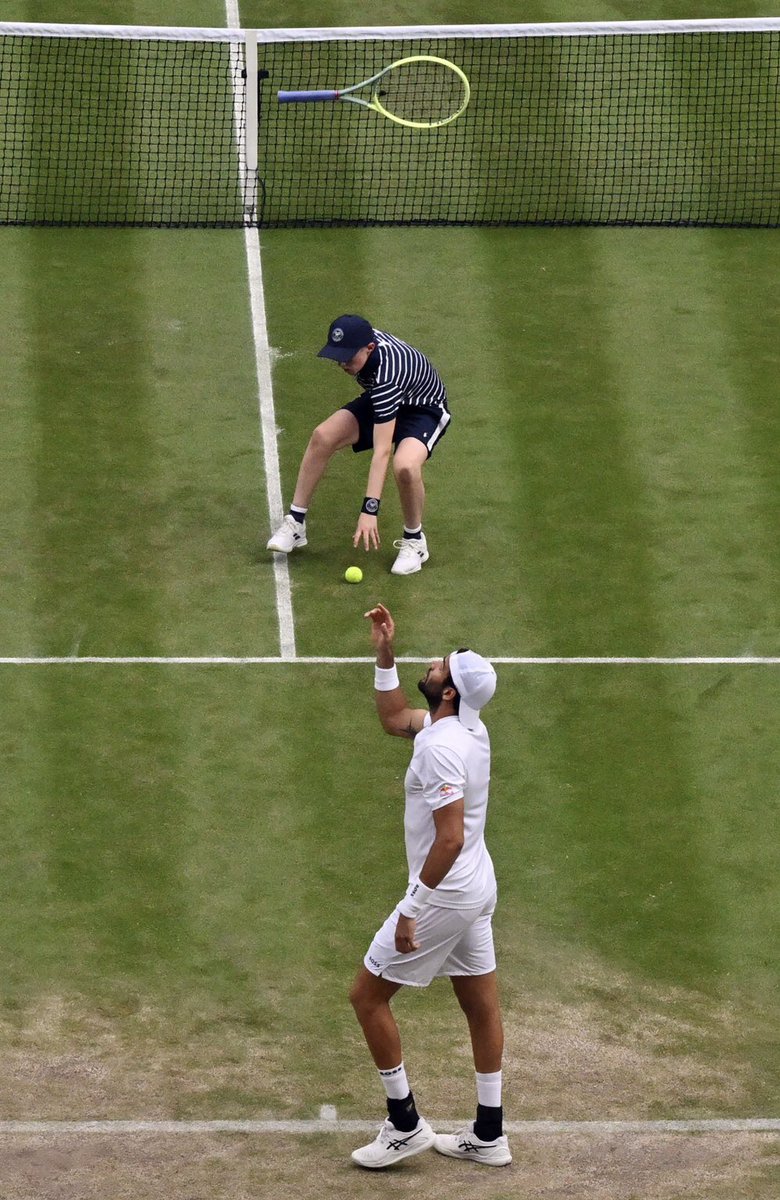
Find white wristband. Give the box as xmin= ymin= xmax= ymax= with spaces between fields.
xmin=375 ymin=664 xmax=400 ymax=691
xmin=398 ymin=878 xmax=434 ymax=918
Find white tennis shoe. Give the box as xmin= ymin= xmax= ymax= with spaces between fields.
xmin=351 ymin=1117 xmax=436 ymax=1169
xmin=266 ymin=514 xmax=307 ymax=553
xmin=434 ymin=1122 xmax=512 ymax=1166
xmin=390 ymin=533 xmax=429 ymax=575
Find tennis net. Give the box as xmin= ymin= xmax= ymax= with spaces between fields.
xmin=1 ymin=20 xmax=778 ymax=228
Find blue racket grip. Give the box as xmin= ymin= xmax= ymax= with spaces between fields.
xmin=277 ymin=89 xmax=339 ymax=102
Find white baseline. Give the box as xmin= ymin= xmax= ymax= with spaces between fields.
xmin=0 ymin=656 xmax=777 ymax=666
xmin=0 ymin=1118 xmax=776 ymax=1135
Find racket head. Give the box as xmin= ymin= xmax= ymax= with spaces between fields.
xmin=369 ymin=55 xmax=470 ymax=129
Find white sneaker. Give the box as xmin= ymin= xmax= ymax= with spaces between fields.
xmin=351 ymin=1117 xmax=436 ymax=1169
xmin=266 ymin=514 xmax=307 ymax=554
xmin=434 ymin=1122 xmax=512 ymax=1166
xmin=390 ymin=533 xmax=429 ymax=575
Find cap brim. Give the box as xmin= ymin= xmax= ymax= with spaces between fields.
xmin=317 ymin=344 xmax=355 ymax=362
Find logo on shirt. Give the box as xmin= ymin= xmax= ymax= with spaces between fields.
xmin=439 ymin=784 xmax=458 ymax=799
xmin=331 ymin=327 xmax=344 ymax=342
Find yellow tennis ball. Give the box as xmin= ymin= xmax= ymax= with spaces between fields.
xmin=345 ymin=566 xmax=363 ymax=584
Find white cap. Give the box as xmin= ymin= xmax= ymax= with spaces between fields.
xmin=448 ymin=650 xmax=497 ymax=730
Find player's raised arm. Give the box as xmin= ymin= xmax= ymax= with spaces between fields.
xmin=365 ymin=604 xmax=426 ymax=739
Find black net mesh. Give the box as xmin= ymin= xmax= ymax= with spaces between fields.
xmin=0 ymin=28 xmax=777 ymax=228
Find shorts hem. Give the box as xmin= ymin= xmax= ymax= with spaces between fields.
xmin=376 ymin=972 xmax=430 ymax=988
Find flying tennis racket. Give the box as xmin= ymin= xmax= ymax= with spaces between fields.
xmin=277 ymin=55 xmax=470 ymax=129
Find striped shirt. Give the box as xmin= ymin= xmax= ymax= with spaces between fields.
xmin=356 ymin=328 xmax=448 ymax=424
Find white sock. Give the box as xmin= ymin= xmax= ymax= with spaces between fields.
xmin=378 ymin=1062 xmax=410 ymax=1100
xmin=476 ymin=1069 xmax=503 ymax=1108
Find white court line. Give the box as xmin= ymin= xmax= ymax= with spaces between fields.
xmin=0 ymin=1118 xmax=776 ymax=1135
xmin=225 ymin=0 xmax=296 ymax=660
xmin=0 ymin=656 xmax=778 ymax=666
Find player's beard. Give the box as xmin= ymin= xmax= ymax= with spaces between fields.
xmin=417 ymin=675 xmax=445 ymax=713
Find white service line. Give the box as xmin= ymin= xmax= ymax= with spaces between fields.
xmin=225 ymin=0 xmax=296 ymax=661
xmin=0 ymin=656 xmax=778 ymax=666
xmin=0 ymin=1118 xmax=776 ymax=1135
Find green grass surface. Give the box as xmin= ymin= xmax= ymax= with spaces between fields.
xmin=265 ymin=225 xmax=779 ymax=656
xmin=1 ymin=666 xmax=777 ymax=1119
xmin=0 ymin=229 xmax=272 ymax=655
xmin=0 ymin=2 xmax=778 ymax=1197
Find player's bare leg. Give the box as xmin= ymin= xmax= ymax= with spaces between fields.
xmin=349 ymin=967 xmax=435 ymax=1168
xmin=435 ymin=971 xmax=512 ymax=1166
xmin=349 ymin=968 xmax=404 ymax=1067
xmin=451 ymin=971 xmax=504 ymax=1071
xmin=267 ymin=409 xmax=358 ymax=553
xmin=392 ymin=436 xmax=427 ymax=529
xmin=291 ymin=408 xmax=359 ymax=508
xmin=390 ymin=437 xmax=430 ymax=575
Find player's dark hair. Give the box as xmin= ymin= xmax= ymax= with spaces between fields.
xmin=445 ymin=648 xmax=470 ymax=714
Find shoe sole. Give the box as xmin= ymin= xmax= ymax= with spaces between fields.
xmin=352 ymin=1129 xmax=436 ymax=1170
xmin=434 ymin=1142 xmax=512 ymax=1166
xmin=266 ymin=538 xmax=307 ymax=553
xmin=390 ymin=549 xmax=429 ymax=576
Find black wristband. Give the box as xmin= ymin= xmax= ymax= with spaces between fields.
xmin=361 ymin=496 xmax=380 ymax=515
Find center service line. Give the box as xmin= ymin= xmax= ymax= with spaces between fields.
xmin=225 ymin=0 xmax=296 ymax=661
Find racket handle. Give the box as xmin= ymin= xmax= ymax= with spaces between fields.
xmin=277 ymin=89 xmax=340 ymax=102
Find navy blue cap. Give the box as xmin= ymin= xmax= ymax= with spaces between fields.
xmin=318 ymin=314 xmax=375 ymax=362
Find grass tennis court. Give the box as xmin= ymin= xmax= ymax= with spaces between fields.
xmin=1 ymin=0 xmax=778 ymax=1197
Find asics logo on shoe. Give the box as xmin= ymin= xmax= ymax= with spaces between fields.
xmin=387 ymin=1130 xmax=424 ymax=1151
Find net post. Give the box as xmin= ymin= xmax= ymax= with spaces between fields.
xmin=244 ymin=29 xmax=258 ymax=213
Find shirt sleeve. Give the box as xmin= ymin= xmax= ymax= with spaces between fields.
xmin=418 ymin=744 xmax=467 ymax=810
xmin=371 ymin=379 xmax=404 ymax=423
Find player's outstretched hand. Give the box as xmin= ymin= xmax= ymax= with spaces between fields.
xmin=364 ymin=603 xmax=396 ymax=659
xmin=353 ymin=513 xmax=380 ymax=551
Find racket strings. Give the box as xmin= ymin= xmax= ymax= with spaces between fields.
xmin=375 ymin=60 xmax=467 ymax=126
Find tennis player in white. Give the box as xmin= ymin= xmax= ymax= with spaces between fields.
xmin=349 ymin=603 xmax=511 ymax=1170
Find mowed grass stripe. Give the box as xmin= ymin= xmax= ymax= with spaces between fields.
xmin=479 ymin=228 xmax=668 ymax=658
xmin=0 ymin=232 xmax=36 ymax=654
xmin=29 ymin=230 xmax=163 ymax=656
xmin=591 ymin=228 xmax=779 ymax=656
xmin=1 ymin=227 xmax=280 ymax=658
xmin=714 ymin=233 xmax=780 ymax=633
xmin=118 ymin=229 xmax=277 ymax=657
xmin=2 ymin=228 xmax=187 ymax=990
xmin=587 ymin=229 xmax=780 ymax=1010
xmin=476 ymin=229 xmax=734 ymax=984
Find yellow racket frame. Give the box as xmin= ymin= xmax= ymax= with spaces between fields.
xmin=364 ymin=55 xmax=471 ymax=129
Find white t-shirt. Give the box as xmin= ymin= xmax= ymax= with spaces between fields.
xmin=404 ymin=713 xmax=497 ymax=909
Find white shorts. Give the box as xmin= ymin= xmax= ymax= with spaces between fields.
xmin=363 ymin=892 xmax=497 ymax=988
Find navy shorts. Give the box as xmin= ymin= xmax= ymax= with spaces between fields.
xmin=343 ymin=392 xmax=451 ymax=458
